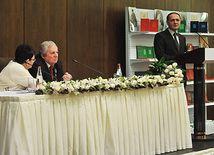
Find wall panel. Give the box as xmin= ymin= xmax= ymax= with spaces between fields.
xmin=103 ymin=0 xmax=131 ymax=77
xmin=24 ymin=0 xmax=67 ymax=71
xmin=137 ymin=0 xmax=165 ymax=9
xmin=165 ymin=0 xmax=191 ymax=11
xmin=67 ymin=0 xmax=104 ymax=79
xmin=0 ymin=0 xmax=24 ymax=57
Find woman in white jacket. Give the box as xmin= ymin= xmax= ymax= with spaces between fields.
xmin=0 ymin=44 xmax=36 ymax=91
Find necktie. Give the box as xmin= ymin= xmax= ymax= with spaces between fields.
xmin=49 ymin=66 xmax=54 ymax=80
xmin=173 ymin=33 xmax=179 ymax=51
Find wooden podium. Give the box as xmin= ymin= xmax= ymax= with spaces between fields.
xmin=175 ymin=48 xmax=214 ymax=139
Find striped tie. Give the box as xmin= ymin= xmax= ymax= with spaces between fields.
xmin=173 ymin=33 xmax=179 ymax=51
xmin=49 ymin=66 xmax=54 ymax=80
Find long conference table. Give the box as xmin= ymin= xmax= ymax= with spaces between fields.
xmin=0 ymin=84 xmax=192 ymax=155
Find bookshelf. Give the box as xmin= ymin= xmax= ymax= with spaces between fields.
xmin=125 ymin=7 xmax=214 ymax=134
xmin=125 ymin=7 xmax=214 ymax=77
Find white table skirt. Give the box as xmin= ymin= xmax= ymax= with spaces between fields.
xmin=0 ymin=84 xmax=192 ymax=155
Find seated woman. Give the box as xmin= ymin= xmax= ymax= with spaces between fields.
xmin=0 ymin=44 xmax=36 ymax=91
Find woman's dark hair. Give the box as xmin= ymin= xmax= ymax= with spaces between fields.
xmin=14 ymin=44 xmax=35 ymax=64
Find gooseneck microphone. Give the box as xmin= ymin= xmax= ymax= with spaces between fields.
xmin=72 ymin=59 xmax=106 ymax=78
xmin=194 ymin=31 xmax=211 ymax=48
xmin=25 ymin=61 xmax=57 ymax=80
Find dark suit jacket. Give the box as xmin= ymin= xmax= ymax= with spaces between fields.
xmin=28 ymin=54 xmax=64 ymax=82
xmin=154 ymin=28 xmax=187 ymax=61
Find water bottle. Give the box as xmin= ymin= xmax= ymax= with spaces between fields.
xmin=115 ymin=63 xmax=123 ymax=77
xmin=36 ymin=66 xmax=43 ymax=88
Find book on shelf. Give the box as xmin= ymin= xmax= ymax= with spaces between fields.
xmin=191 ymin=91 xmax=194 ymax=103
xmin=178 ymin=11 xmax=187 ymax=33
xmin=190 ymin=21 xmax=199 ymax=33
xmin=199 ymin=22 xmax=208 ymax=33
xmin=207 ymin=77 xmax=214 ymax=80
xmin=186 ymin=69 xmax=194 ymax=81
xmin=186 ymin=91 xmax=208 ymax=105
xmin=190 ymin=12 xmax=201 ymax=21
xmin=180 ymin=11 xmax=191 ymax=33
xmin=186 ymin=69 xmax=209 ymax=81
xmin=128 ymin=7 xmax=139 ymax=32
xmin=154 ymin=9 xmax=164 ymax=32
xmin=200 ymin=12 xmax=209 ymax=33
xmin=205 ymin=91 xmax=208 ymax=102
xmin=185 ymin=91 xmax=193 ymax=105
xmin=147 ymin=47 xmax=154 ymax=58
xmin=178 ymin=21 xmax=186 ymax=33
xmin=149 ymin=19 xmax=158 ymax=32
xmin=136 ymin=46 xmax=156 ymax=59
xmin=187 ymin=43 xmax=193 ymax=52
xmin=141 ymin=19 xmax=150 ymax=31
xmin=136 ymin=46 xmax=147 ymax=58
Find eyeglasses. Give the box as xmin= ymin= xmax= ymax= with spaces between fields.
xmin=31 ymin=58 xmax=36 ymax=62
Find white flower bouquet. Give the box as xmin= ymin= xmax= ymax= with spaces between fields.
xmin=148 ymin=57 xmax=185 ymax=85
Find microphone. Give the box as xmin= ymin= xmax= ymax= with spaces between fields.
xmin=25 ymin=61 xmax=57 ymax=80
xmin=72 ymin=59 xmax=106 ymax=78
xmin=194 ymin=31 xmax=211 ymax=48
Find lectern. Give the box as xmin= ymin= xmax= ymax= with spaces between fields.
xmin=175 ymin=48 xmax=214 ymax=139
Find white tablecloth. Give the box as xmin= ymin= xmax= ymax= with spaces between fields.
xmin=0 ymin=84 xmax=192 ymax=155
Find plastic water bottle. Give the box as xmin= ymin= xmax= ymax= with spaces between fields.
xmin=36 ymin=66 xmax=43 ymax=88
xmin=115 ymin=63 xmax=123 ymax=77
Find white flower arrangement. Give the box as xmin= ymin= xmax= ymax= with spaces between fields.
xmin=148 ymin=57 xmax=185 ymax=85
xmin=35 ymin=75 xmax=171 ymax=95
xmin=35 ymin=58 xmax=185 ymax=95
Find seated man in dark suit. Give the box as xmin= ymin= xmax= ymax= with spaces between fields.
xmin=154 ymin=12 xmax=187 ymax=61
xmin=28 ymin=41 xmax=72 ymax=82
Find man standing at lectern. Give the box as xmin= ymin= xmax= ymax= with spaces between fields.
xmin=154 ymin=12 xmax=187 ymax=61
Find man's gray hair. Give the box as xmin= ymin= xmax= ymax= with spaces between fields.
xmin=39 ymin=41 xmax=58 ymax=56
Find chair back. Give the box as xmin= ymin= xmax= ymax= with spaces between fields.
xmin=0 ymin=57 xmax=14 ymax=72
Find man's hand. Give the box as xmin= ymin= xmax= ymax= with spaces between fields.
xmin=62 ymin=72 xmax=72 ymax=81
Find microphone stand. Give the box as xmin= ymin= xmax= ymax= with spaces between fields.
xmin=72 ymin=59 xmax=106 ymax=78
xmin=194 ymin=31 xmax=211 ymax=48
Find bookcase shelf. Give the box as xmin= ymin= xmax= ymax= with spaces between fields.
xmin=128 ymin=31 xmax=157 ymax=37
xmin=188 ymin=102 xmax=214 ymax=109
xmin=130 ymin=58 xmax=157 ymax=64
xmin=129 ymin=32 xmax=214 ymax=37
xmin=187 ymin=80 xmax=214 ymax=85
xmin=180 ymin=33 xmax=214 ymax=36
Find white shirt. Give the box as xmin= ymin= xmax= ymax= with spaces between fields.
xmin=0 ymin=60 xmax=35 ymax=91
xmin=168 ymin=28 xmax=180 ymax=45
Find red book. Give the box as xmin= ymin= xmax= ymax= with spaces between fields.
xmin=186 ymin=69 xmax=194 ymax=81
xmin=187 ymin=43 xmax=193 ymax=51
xmin=185 ymin=91 xmax=192 ymax=105
xmin=141 ymin=19 xmax=150 ymax=31
xmin=205 ymin=92 xmax=208 ymax=102
xmin=149 ymin=19 xmax=158 ymax=32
